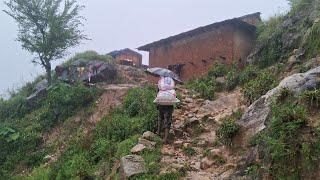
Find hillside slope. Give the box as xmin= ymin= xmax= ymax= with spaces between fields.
xmin=1 ymin=0 xmax=320 ymax=179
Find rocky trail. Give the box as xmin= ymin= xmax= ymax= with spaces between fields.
xmin=159 ymin=87 xmax=247 ymax=179
xmin=123 ymin=85 xmax=249 ymax=179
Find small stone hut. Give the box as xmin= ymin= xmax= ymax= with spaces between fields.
xmin=108 ymin=48 xmax=142 ymax=68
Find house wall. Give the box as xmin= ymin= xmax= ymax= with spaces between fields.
xmin=115 ymin=54 xmax=142 ymax=67
xmin=148 ymin=24 xmax=256 ymax=81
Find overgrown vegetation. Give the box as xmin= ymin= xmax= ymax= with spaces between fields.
xmin=243 ymin=70 xmax=278 ymax=104
xmin=62 ymin=50 xmax=115 ymax=67
xmin=185 ymin=63 xmax=260 ymax=100
xmin=251 ymin=88 xmax=320 ymax=179
xmin=0 ymin=83 xmax=100 ymax=178
xmin=26 ymin=86 xmax=165 ymax=179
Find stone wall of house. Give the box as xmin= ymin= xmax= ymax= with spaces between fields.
xmin=148 ymin=24 xmax=256 ymax=81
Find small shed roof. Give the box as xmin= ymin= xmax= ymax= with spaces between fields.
xmin=138 ymin=12 xmax=260 ymax=51
xmin=108 ymin=48 xmax=142 ymax=58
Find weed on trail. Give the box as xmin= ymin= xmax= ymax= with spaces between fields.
xmin=216 ymin=110 xmax=242 ymax=146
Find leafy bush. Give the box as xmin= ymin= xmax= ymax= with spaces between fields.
xmin=49 ymin=145 xmax=93 ymax=179
xmin=216 ymin=118 xmax=240 ymax=146
xmin=225 ymin=68 xmax=239 ymax=91
xmin=216 ymin=110 xmax=242 ymax=146
xmin=186 ymin=77 xmax=216 ymax=100
xmin=57 ymin=153 xmax=92 ymax=179
xmin=0 ymin=95 xmax=30 ymax=120
xmin=123 ymin=86 xmax=158 ymax=117
xmin=243 ymin=70 xmax=277 ymax=104
xmin=238 ymin=65 xmax=258 ymax=85
xmin=208 ymin=63 xmax=228 ymax=78
xmin=90 ymin=138 xmax=113 ymax=163
xmin=0 ymin=126 xmax=20 ymax=143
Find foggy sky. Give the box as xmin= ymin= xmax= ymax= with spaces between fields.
xmin=0 ymin=0 xmax=290 ymax=97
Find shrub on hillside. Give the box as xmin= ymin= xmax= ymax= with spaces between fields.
xmin=49 ymin=145 xmax=93 ymax=179
xmin=0 ymin=95 xmax=29 ymax=120
xmin=243 ymin=70 xmax=277 ymax=104
xmin=42 ymin=83 xmax=100 ymax=130
xmin=216 ymin=110 xmax=242 ymax=146
xmin=186 ymin=78 xmax=216 ymax=100
xmin=225 ymin=68 xmax=239 ymax=91
xmin=238 ymin=65 xmax=258 ymax=85
xmin=208 ymin=63 xmax=228 ymax=78
xmin=123 ymin=86 xmax=158 ymax=117
xmin=90 ymin=138 xmax=113 ymax=163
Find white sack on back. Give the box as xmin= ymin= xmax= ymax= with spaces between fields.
xmin=158 ymin=77 xmax=175 ymax=91
xmin=154 ymin=90 xmax=180 ymax=105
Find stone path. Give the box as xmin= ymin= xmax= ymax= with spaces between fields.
xmin=160 ymin=87 xmax=246 ymax=179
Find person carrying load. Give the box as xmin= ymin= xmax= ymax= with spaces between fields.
xmin=147 ymin=67 xmax=182 ymax=144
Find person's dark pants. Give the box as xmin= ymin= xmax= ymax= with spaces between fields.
xmin=157 ymin=105 xmax=174 ymax=136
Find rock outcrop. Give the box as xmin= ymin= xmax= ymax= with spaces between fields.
xmin=238 ymin=66 xmax=320 ymax=144
xmin=26 ymin=79 xmax=48 ymax=105
xmin=120 ymin=155 xmax=147 ymax=179
xmin=55 ymin=60 xmax=117 ymax=84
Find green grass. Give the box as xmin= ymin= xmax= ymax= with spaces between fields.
xmin=0 ymin=82 xmax=101 ymax=177
xmin=250 ymin=88 xmax=320 ymax=179
xmin=243 ymin=70 xmax=277 ymax=104
xmin=62 ymin=50 xmax=115 ymax=67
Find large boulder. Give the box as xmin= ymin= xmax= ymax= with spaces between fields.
xmin=238 ymin=66 xmax=320 ymax=144
xmin=26 ymin=79 xmax=48 ymax=105
xmin=55 ymin=60 xmax=117 ymax=84
xmin=120 ymin=155 xmax=147 ymax=179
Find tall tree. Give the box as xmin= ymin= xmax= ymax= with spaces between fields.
xmin=4 ymin=0 xmax=87 ymax=85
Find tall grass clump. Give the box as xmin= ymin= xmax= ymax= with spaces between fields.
xmin=243 ymin=70 xmax=277 ymax=104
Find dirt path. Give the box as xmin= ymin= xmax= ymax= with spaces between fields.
xmin=160 ymin=87 xmax=247 ymax=179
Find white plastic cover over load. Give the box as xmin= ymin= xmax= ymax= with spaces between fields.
xmin=158 ymin=77 xmax=175 ymax=91
xmin=154 ymin=90 xmax=180 ymax=105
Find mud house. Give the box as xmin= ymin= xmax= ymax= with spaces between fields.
xmin=138 ymin=13 xmax=261 ymax=81
xmin=108 ymin=48 xmax=142 ymax=67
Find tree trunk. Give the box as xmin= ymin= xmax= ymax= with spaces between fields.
xmin=45 ymin=63 xmax=52 ymax=85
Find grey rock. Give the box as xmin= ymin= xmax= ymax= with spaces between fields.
xmin=141 ymin=131 xmax=157 ymax=141
xmin=131 ymin=144 xmax=146 ymax=154
xmin=55 ymin=60 xmax=117 ymax=84
xmin=238 ymin=66 xmax=320 ymax=144
xmin=200 ymin=157 xmax=214 ymax=170
xmin=26 ymin=79 xmax=48 ymax=105
xmin=120 ymin=155 xmax=147 ymax=179
xmin=215 ymin=76 xmax=226 ymax=84
xmin=138 ymin=138 xmax=156 ymax=149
